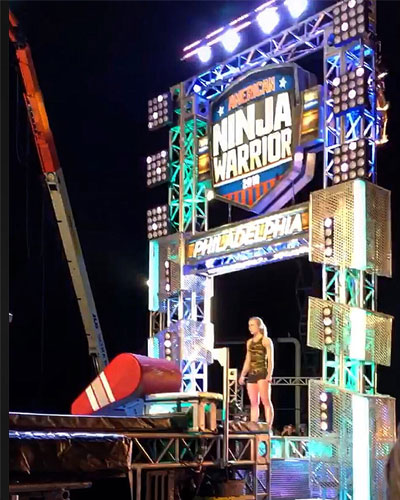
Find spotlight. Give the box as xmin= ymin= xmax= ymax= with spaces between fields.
xmin=161 ymin=330 xmax=178 ymax=362
xmin=322 ymin=306 xmax=334 ymax=345
xmin=221 ymin=29 xmax=240 ymax=53
xmin=206 ymin=189 xmax=215 ymax=201
xmin=148 ymin=93 xmax=172 ymax=131
xmin=332 ymin=67 xmax=369 ymax=116
xmin=257 ymin=8 xmax=279 ymax=34
xmin=146 ymin=205 xmax=170 ymax=240
xmin=332 ymin=0 xmax=375 ymax=47
xmin=324 ymin=218 xmax=334 ymax=258
xmin=193 ymin=84 xmax=202 ymax=93
xmin=332 ymin=139 xmax=368 ymax=184
xmin=146 ymin=150 xmax=169 ymax=188
xmin=198 ymin=45 xmax=212 ymax=63
xmin=285 ymin=0 xmax=308 ymax=19
xmin=319 ymin=391 xmax=333 ymax=432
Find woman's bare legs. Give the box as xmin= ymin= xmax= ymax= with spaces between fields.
xmin=247 ymin=383 xmax=260 ymax=422
xmin=258 ymin=379 xmax=274 ymax=429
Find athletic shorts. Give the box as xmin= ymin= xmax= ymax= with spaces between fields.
xmin=247 ymin=370 xmax=267 ymax=384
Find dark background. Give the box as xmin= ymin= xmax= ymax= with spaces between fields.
xmin=8 ymin=1 xmax=400 ymax=424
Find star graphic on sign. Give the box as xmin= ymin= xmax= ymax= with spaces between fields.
xmin=279 ymin=77 xmax=287 ymax=89
xmin=217 ymin=105 xmax=225 ymax=117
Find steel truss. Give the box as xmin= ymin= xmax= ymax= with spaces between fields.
xmin=184 ymin=3 xmax=340 ymax=99
xmin=132 ymin=432 xmax=270 ymax=500
xmin=168 ymin=84 xmax=209 ymax=234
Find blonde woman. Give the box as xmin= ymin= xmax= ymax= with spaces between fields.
xmin=239 ymin=317 xmax=274 ymax=428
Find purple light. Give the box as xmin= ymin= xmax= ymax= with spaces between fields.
xmin=257 ymin=8 xmax=280 ymax=34
xmin=285 ymin=0 xmax=308 ymax=19
xmin=221 ymin=29 xmax=240 ymax=53
xmin=198 ymin=45 xmax=212 ymax=63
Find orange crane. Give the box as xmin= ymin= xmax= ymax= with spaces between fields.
xmin=9 ymin=10 xmax=108 ymax=373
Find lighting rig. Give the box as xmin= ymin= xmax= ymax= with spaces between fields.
xmin=146 ymin=205 xmax=169 ymax=240
xmin=182 ymin=0 xmax=309 ymax=63
xmin=146 ymin=150 xmax=169 ymax=187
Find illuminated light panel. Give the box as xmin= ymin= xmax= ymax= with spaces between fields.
xmin=285 ymin=0 xmax=308 ymax=19
xmin=352 ymin=395 xmax=370 ymax=500
xmin=146 ymin=150 xmax=169 ymax=187
xmin=198 ymin=45 xmax=212 ymax=63
xmin=148 ymin=240 xmax=159 ymax=311
xmin=349 ymin=307 xmax=367 ymax=360
xmin=257 ymin=7 xmax=280 ymax=34
xmin=221 ymin=29 xmax=241 ymax=52
xmin=332 ymin=67 xmax=369 ymax=116
xmin=146 ymin=205 xmax=169 ymax=240
xmin=147 ymin=93 xmax=171 ymax=131
xmin=332 ymin=139 xmax=368 ymax=184
xmin=332 ymin=0 xmax=374 ymax=47
xmin=353 ymin=179 xmax=367 ymax=269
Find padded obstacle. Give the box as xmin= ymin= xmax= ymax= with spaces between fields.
xmin=71 ymin=353 xmax=182 ymax=415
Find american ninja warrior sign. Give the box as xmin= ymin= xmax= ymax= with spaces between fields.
xmin=210 ymin=64 xmax=315 ymax=213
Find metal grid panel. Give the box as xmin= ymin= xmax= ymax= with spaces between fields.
xmin=370 ymin=396 xmax=396 ymax=500
xmin=181 ymin=273 xmax=206 ymax=294
xmin=157 ymin=320 xmax=213 ymax=364
xmin=366 ymin=181 xmax=392 ymax=277
xmin=307 ymin=297 xmax=393 ymax=366
xmin=309 ymin=180 xmax=391 ymax=276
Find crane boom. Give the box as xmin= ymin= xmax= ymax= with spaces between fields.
xmin=9 ymin=10 xmax=108 ymax=372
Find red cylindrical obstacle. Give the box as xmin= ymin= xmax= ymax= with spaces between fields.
xmin=71 ymin=353 xmax=181 ymax=415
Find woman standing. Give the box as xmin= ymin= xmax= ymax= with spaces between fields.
xmin=239 ymin=317 xmax=274 ymax=428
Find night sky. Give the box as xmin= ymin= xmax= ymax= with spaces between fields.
xmin=9 ymin=1 xmax=400 ymax=422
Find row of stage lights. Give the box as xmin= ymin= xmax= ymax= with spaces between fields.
xmin=323 ymin=218 xmax=334 ymax=258
xmin=322 ymin=305 xmax=334 ymax=346
xmin=164 ymin=332 xmax=173 ymax=361
xmin=319 ymin=391 xmax=333 ymax=432
xmin=183 ymin=0 xmax=309 ymax=63
xmin=183 ymin=0 xmax=374 ymax=64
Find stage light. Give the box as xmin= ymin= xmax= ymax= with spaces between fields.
xmin=160 ymin=330 xmax=178 ymax=362
xmin=198 ymin=45 xmax=212 ymax=63
xmin=332 ymin=0 xmax=374 ymax=47
xmin=256 ymin=8 xmax=279 ymax=34
xmin=319 ymin=391 xmax=333 ymax=432
xmin=332 ymin=67 xmax=369 ymax=116
xmin=146 ymin=205 xmax=170 ymax=240
xmin=164 ymin=260 xmax=172 ymax=293
xmin=221 ymin=29 xmax=240 ymax=53
xmin=146 ymin=150 xmax=169 ymax=188
xmin=193 ymin=84 xmax=202 ymax=93
xmin=148 ymin=93 xmax=172 ymax=131
xmin=324 ymin=218 xmax=334 ymax=258
xmin=322 ymin=306 xmax=334 ymax=345
xmin=285 ymin=0 xmax=308 ymax=19
xmin=206 ymin=189 xmax=215 ymax=201
xmin=332 ymin=139 xmax=368 ymax=185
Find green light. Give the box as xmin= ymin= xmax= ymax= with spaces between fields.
xmin=148 ymin=240 xmax=159 ymax=311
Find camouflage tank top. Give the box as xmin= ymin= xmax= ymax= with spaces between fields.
xmin=249 ymin=335 xmax=268 ymax=375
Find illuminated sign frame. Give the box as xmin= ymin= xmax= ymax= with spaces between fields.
xmin=209 ymin=63 xmax=320 ymax=214
xmin=186 ymin=202 xmax=309 ymax=274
